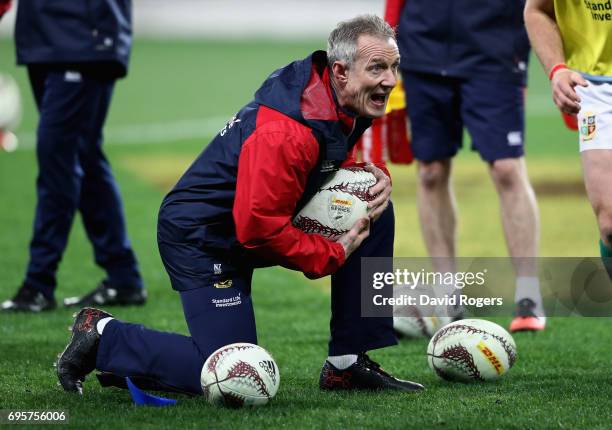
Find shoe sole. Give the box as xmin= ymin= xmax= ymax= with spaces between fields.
xmin=510 ymin=316 xmax=546 ymax=332
xmin=56 ymin=330 xmax=83 ymax=394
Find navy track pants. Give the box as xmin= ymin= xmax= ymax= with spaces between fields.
xmin=96 ymin=204 xmax=396 ymax=394
xmin=25 ymin=66 xmax=142 ymax=297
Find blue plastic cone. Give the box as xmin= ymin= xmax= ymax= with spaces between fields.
xmin=126 ymin=377 xmax=178 ymax=407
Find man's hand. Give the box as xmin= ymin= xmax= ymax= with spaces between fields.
xmin=336 ymin=218 xmax=370 ymax=259
xmin=551 ymin=69 xmax=588 ymax=114
xmin=364 ymin=163 xmax=391 ymax=222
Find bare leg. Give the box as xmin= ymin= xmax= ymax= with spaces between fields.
xmin=581 ymin=149 xmax=612 ymax=250
xmin=489 ymin=157 xmax=544 ymax=329
xmin=489 ymin=157 xmax=540 ymax=276
xmin=416 ymin=159 xmax=457 ymax=274
xmin=415 ymin=159 xmax=461 ymax=318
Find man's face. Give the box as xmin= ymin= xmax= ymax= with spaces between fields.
xmin=338 ymin=35 xmax=400 ymax=118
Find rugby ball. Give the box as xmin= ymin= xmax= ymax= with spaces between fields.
xmin=0 ymin=73 xmax=21 ymax=130
xmin=427 ymin=319 xmax=517 ymax=382
xmin=394 ymin=305 xmax=452 ymax=339
xmin=200 ymin=343 xmax=280 ymax=407
xmin=0 ymin=130 xmax=18 ymax=152
xmin=293 ymin=167 xmax=376 ymax=239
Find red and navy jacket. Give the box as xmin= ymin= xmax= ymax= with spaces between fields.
xmin=158 ymin=51 xmax=385 ymax=285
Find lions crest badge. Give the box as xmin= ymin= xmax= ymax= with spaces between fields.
xmin=580 ymin=112 xmax=597 ymax=142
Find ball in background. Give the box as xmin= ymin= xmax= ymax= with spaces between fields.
xmin=394 ymin=312 xmax=453 ymax=339
xmin=0 ymin=73 xmax=22 ymax=131
xmin=393 ymin=287 xmax=453 ymax=339
xmin=427 ymin=319 xmax=517 ymax=382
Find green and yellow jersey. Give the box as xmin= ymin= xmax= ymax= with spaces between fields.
xmin=555 ymin=0 xmax=612 ymax=80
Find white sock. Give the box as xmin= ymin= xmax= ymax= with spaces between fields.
xmin=96 ymin=317 xmax=114 ymax=334
xmin=515 ymin=276 xmax=545 ymax=317
xmin=327 ymin=354 xmax=358 ymax=370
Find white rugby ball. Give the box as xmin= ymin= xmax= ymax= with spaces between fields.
xmin=427 ymin=319 xmax=517 ymax=382
xmin=201 ymin=343 xmax=280 ymax=407
xmin=0 ymin=73 xmax=22 ymax=130
xmin=394 ymin=305 xmax=452 ymax=339
xmin=293 ymin=167 xmax=376 ymax=239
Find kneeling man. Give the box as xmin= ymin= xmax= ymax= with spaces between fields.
xmin=57 ymin=15 xmax=424 ymax=395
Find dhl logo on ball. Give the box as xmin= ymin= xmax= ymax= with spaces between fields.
xmin=330 ymin=197 xmax=352 ymax=207
xmin=476 ymin=341 xmax=504 ymax=375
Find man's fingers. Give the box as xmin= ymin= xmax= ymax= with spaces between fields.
xmin=571 ymin=73 xmax=589 ymax=87
xmin=368 ymin=186 xmax=390 ymax=208
xmin=362 ymin=163 xmax=391 ymax=222
xmin=555 ymin=69 xmax=588 ymax=88
xmin=363 ymin=163 xmax=379 ymax=175
xmin=356 ymin=217 xmax=370 ymax=233
xmin=356 ymin=218 xmax=370 ymax=239
xmin=358 ymin=227 xmax=370 ymax=243
xmin=369 ymin=199 xmax=389 ymax=222
xmin=368 ymin=182 xmax=384 ymax=197
xmin=368 ymin=175 xmax=390 ymax=198
xmin=338 ymin=217 xmax=370 ymax=258
xmin=367 ymin=169 xmax=389 ymax=193
xmin=550 ymin=70 xmax=587 ymax=116
xmin=560 ymin=84 xmax=581 ymax=103
xmin=554 ymin=92 xmax=579 ymax=108
xmin=364 ymin=163 xmax=390 ymax=184
xmin=558 ymin=102 xmax=580 ymax=115
xmin=345 ymin=217 xmax=369 ymax=237
xmin=553 ymin=91 xmax=580 ymax=114
xmin=554 ymin=77 xmax=580 ymax=100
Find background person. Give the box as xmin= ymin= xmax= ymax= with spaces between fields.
xmin=524 ymin=0 xmax=612 ymax=281
xmin=0 ymin=0 xmax=146 ymax=312
xmin=385 ymin=0 xmax=545 ymax=331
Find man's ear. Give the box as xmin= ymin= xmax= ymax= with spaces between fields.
xmin=331 ymin=61 xmax=349 ymax=86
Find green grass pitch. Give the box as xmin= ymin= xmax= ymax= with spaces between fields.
xmin=1 ymin=39 xmax=611 ymax=429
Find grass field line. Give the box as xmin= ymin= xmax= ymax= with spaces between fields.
xmin=15 ymin=115 xmax=231 ymax=149
xmin=12 ymin=93 xmax=557 ymax=150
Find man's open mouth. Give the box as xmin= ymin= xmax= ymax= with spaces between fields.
xmin=371 ymin=93 xmax=387 ymax=106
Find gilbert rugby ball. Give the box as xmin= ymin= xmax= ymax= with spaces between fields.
xmin=293 ymin=167 xmax=376 ymax=239
xmin=427 ymin=319 xmax=517 ymax=382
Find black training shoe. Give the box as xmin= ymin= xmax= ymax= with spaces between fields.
xmin=56 ymin=307 xmax=113 ymax=394
xmin=63 ymin=280 xmax=146 ymax=307
xmin=319 ymin=353 xmax=424 ymax=392
xmin=1 ymin=284 xmax=56 ymax=312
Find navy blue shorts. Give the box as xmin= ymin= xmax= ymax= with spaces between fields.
xmin=402 ymin=71 xmax=526 ymax=162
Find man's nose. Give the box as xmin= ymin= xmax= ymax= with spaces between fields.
xmin=381 ymin=69 xmax=397 ymax=89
